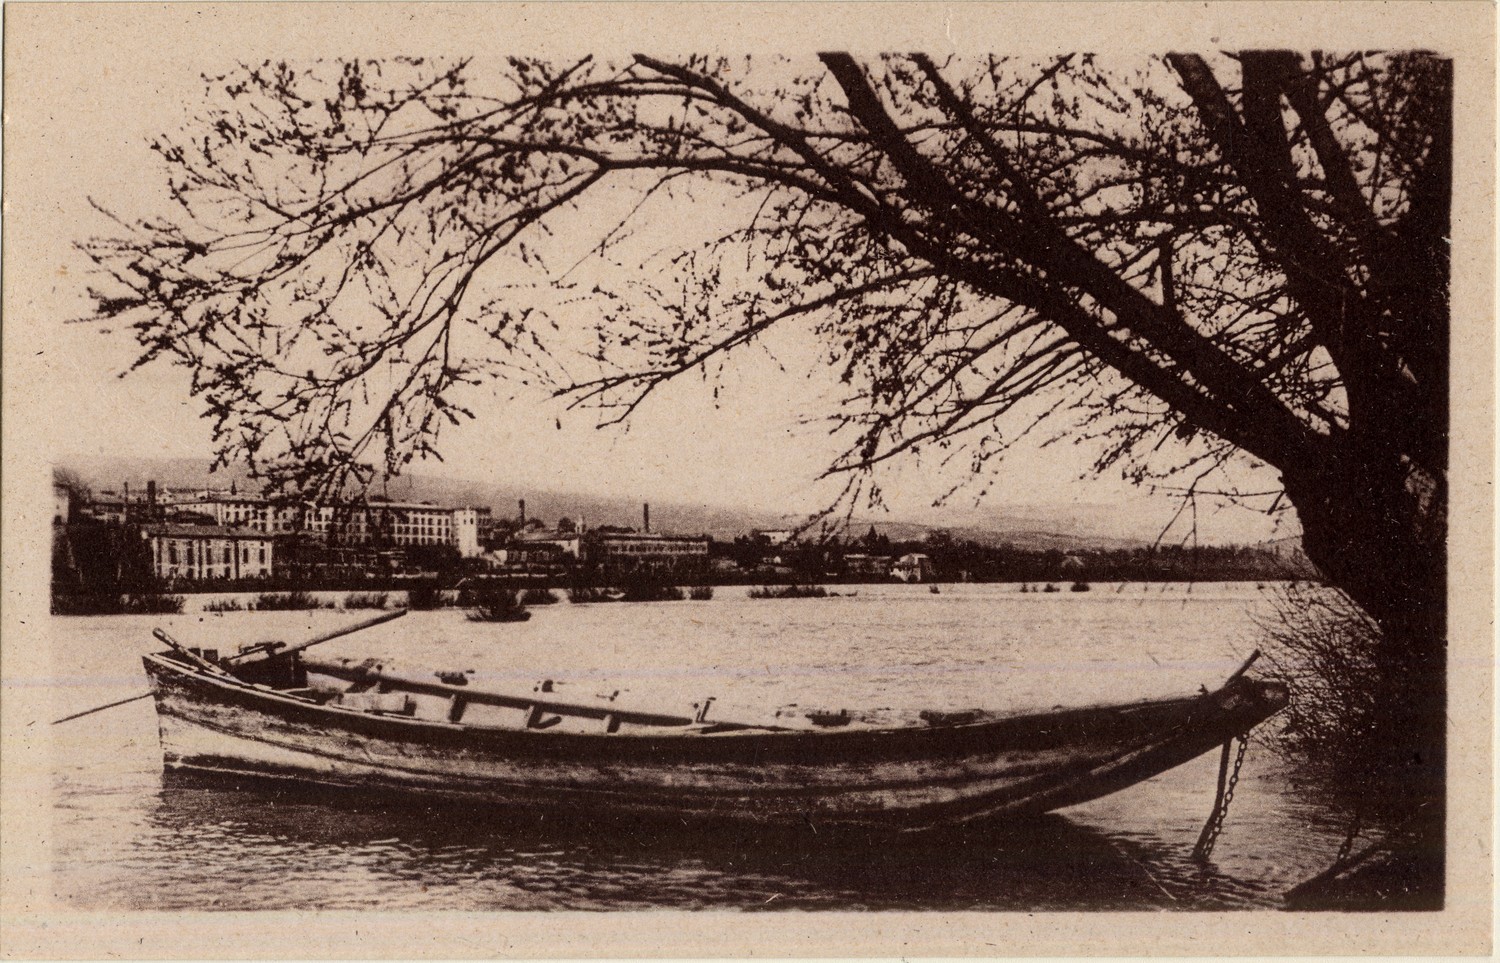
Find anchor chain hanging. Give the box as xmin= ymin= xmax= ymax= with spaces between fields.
xmin=1192 ymin=731 xmax=1250 ymax=862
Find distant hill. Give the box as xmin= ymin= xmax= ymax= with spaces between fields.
xmin=62 ymin=453 xmax=789 ymax=539
xmin=59 ymin=454 xmax=1294 ymax=551
xmin=848 ymin=519 xmax=1144 ymax=552
xmin=65 ymin=455 xmax=259 ymax=496
xmin=905 ymin=500 xmax=1296 ymax=549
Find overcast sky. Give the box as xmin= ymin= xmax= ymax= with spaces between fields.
xmin=7 ymin=6 xmax=1300 ymax=543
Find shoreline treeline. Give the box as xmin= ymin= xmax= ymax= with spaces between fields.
xmin=53 ymin=521 xmax=1314 ymax=611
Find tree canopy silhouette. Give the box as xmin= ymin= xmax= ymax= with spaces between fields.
xmin=83 ymin=50 xmax=1449 ymax=843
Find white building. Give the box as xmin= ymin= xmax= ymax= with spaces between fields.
xmin=892 ymin=553 xmax=936 ymax=583
xmin=452 ymin=508 xmax=481 ymax=558
xmin=182 ymin=495 xmax=278 ymax=531
xmin=141 ymin=523 xmax=274 ymax=581
xmin=181 ymin=494 xmax=485 ymax=555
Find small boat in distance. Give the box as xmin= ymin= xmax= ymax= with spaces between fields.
xmin=140 ymin=613 xmax=1288 ymax=832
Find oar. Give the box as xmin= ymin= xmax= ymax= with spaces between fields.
xmin=51 ymin=635 xmax=210 ymax=725
xmin=51 ymin=692 xmax=153 ymax=725
xmin=53 ymin=609 xmax=408 ymax=724
xmin=223 ymin=608 xmax=407 ymax=663
xmin=52 ymin=624 xmax=225 ymax=720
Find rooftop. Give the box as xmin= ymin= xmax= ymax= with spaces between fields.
xmin=589 ymin=531 xmax=709 ymax=542
xmin=140 ymin=523 xmax=274 ymax=540
xmin=516 ymin=530 xmax=581 ymax=542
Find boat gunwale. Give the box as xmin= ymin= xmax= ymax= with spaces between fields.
xmin=141 ymin=650 xmax=1266 ymax=766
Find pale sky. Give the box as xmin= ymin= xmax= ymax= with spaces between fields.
xmin=6 ymin=7 xmax=1297 ymax=543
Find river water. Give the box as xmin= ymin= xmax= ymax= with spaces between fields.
xmin=44 ymin=582 xmax=1357 ymax=910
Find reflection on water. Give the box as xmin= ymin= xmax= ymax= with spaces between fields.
xmin=128 ymin=772 xmax=1172 ymax=912
xmin=48 ymin=583 xmax=1364 ymax=910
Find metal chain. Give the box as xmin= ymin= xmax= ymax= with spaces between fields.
xmin=1192 ymin=731 xmax=1250 ymax=862
xmin=1222 ymin=732 xmax=1248 ymax=810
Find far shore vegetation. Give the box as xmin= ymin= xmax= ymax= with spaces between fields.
xmin=748 ymin=584 xmax=830 ymax=600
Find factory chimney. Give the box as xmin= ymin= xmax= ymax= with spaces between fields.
xmin=643 ymin=502 xmax=651 ymax=534
xmin=518 ymin=498 xmax=527 ymax=530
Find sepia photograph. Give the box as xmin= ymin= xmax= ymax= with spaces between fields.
xmin=2 ymin=2 xmax=1493 ymax=957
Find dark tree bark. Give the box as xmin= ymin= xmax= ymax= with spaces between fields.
xmin=1167 ymin=53 xmax=1450 ymax=874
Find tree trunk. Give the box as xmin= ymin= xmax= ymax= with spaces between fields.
xmin=1282 ymin=451 xmax=1446 ymax=899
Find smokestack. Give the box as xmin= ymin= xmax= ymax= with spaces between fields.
xmin=519 ymin=498 xmax=527 ymax=529
xmin=147 ymin=480 xmax=157 ymax=506
xmin=643 ymin=502 xmax=650 ymax=534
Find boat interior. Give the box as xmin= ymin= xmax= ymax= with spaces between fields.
xmin=159 ymin=640 xmax=1022 ymax=738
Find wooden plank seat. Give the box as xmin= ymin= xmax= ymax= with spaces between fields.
xmin=301 ymin=656 xmax=788 ymax=733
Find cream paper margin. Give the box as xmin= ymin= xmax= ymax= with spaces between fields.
xmin=1 ymin=2 xmax=1493 ymax=957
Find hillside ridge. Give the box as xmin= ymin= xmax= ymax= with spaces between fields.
xmin=59 ymin=454 xmax=1293 ymax=550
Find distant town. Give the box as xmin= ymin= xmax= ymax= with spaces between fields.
xmin=51 ymin=474 xmax=1314 ymax=613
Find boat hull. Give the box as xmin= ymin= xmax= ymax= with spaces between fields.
xmin=143 ymin=654 xmax=1287 ymax=831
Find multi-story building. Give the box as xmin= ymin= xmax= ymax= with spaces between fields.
xmin=179 ymin=494 xmax=486 ymax=557
xmin=181 ymin=494 xmax=277 ymax=530
xmin=140 ymin=523 xmax=274 ymax=582
xmin=583 ymin=531 xmax=710 ymax=575
xmin=357 ymin=500 xmax=456 ymax=550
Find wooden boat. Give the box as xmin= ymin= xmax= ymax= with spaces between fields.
xmin=141 ymin=615 xmax=1289 ymax=832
